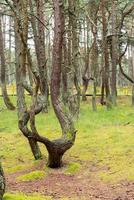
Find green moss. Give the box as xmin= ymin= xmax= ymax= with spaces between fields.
xmin=3 ymin=194 xmax=86 ymax=200
xmin=5 ymin=165 xmax=25 ymax=173
xmin=3 ymin=193 xmax=51 ymax=200
xmin=17 ymin=170 xmax=45 ymax=182
xmin=0 ymin=96 xmax=134 ymax=183
xmin=65 ymin=162 xmax=81 ymax=174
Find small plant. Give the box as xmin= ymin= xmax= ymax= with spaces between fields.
xmin=65 ymin=162 xmax=81 ymax=174
xmin=17 ymin=170 xmax=45 ymax=182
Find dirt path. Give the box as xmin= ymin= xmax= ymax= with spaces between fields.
xmin=6 ymin=162 xmax=134 ymax=200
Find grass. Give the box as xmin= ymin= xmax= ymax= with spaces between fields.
xmin=0 ymin=96 xmax=134 ymax=186
xmin=3 ymin=193 xmax=51 ymax=200
xmin=64 ymin=162 xmax=81 ymax=174
xmin=3 ymin=193 xmax=84 ymax=200
xmin=17 ymin=170 xmax=45 ymax=182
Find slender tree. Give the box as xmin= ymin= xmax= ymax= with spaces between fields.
xmin=100 ymin=0 xmax=112 ymax=109
xmin=0 ymin=16 xmax=15 ymax=110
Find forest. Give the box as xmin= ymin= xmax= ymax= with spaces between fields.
xmin=0 ymin=0 xmax=134 ymax=199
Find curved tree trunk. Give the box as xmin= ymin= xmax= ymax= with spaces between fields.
xmin=49 ymin=0 xmax=76 ymax=168
xmin=13 ymin=0 xmax=42 ymax=160
xmin=29 ymin=0 xmax=49 ymax=113
xmin=7 ymin=0 xmax=77 ymax=168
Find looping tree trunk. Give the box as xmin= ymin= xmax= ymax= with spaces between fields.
xmin=8 ymin=0 xmax=77 ymax=168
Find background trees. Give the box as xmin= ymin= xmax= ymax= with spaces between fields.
xmin=0 ymin=0 xmax=134 ymax=168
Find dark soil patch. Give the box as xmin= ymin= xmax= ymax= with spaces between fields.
xmin=5 ymin=160 xmax=134 ymax=200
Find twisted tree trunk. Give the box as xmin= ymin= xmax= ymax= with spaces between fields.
xmin=15 ymin=0 xmax=77 ymax=168
xmin=13 ymin=0 xmax=42 ymax=160
xmin=49 ymin=0 xmax=76 ymax=168
xmin=29 ymin=0 xmax=49 ymax=113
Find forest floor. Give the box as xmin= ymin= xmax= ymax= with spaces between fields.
xmin=6 ymin=160 xmax=134 ymax=200
xmin=0 ymin=96 xmax=134 ymax=200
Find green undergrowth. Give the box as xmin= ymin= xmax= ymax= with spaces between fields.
xmin=0 ymin=96 xmax=134 ymax=183
xmin=3 ymin=193 xmax=51 ymax=200
xmin=17 ymin=170 xmax=45 ymax=182
xmin=65 ymin=162 xmax=81 ymax=174
xmin=3 ymin=193 xmax=83 ymax=200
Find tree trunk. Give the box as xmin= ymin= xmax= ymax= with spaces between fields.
xmin=68 ymin=0 xmax=81 ymax=117
xmin=132 ymin=47 xmax=134 ymax=106
xmin=14 ymin=0 xmax=42 ymax=160
xmin=82 ymin=19 xmax=90 ymax=101
xmin=0 ymin=17 xmax=15 ymax=110
xmin=89 ymin=0 xmax=99 ymax=111
xmin=28 ymin=138 xmax=42 ymax=160
xmin=49 ymin=0 xmax=76 ymax=168
xmin=82 ymin=78 xmax=89 ymax=101
xmin=132 ymin=84 xmax=134 ymax=106
xmin=0 ymin=163 xmax=5 ymax=200
xmin=29 ymin=0 xmax=49 ymax=113
xmin=48 ymin=152 xmax=63 ymax=168
xmin=101 ymin=0 xmax=112 ymax=109
xmin=92 ymin=78 xmax=97 ymax=111
xmin=111 ymin=0 xmax=117 ymax=105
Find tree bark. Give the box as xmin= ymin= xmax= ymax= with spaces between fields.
xmin=49 ymin=0 xmax=76 ymax=168
xmin=13 ymin=0 xmax=42 ymax=160
xmin=82 ymin=19 xmax=90 ymax=101
xmin=68 ymin=0 xmax=81 ymax=117
xmin=0 ymin=163 xmax=5 ymax=200
xmin=100 ymin=0 xmax=112 ymax=109
xmin=111 ymin=0 xmax=117 ymax=105
xmin=0 ymin=16 xmax=15 ymax=110
xmin=29 ymin=0 xmax=49 ymax=113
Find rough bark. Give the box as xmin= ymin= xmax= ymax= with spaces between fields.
xmin=111 ymin=0 xmax=117 ymax=105
xmin=82 ymin=19 xmax=90 ymax=101
xmin=132 ymin=47 xmax=134 ymax=106
xmin=13 ymin=0 xmax=42 ymax=160
xmin=13 ymin=0 xmax=77 ymax=168
xmin=0 ymin=16 xmax=15 ymax=110
xmin=0 ymin=163 xmax=5 ymax=200
xmin=49 ymin=0 xmax=76 ymax=167
xmin=68 ymin=0 xmax=81 ymax=118
xmin=100 ymin=0 xmax=112 ymax=109
xmin=29 ymin=0 xmax=49 ymax=112
xmin=89 ymin=1 xmax=99 ymax=111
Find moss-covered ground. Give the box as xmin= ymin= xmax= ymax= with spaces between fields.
xmin=0 ymin=96 xmax=134 ymax=199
